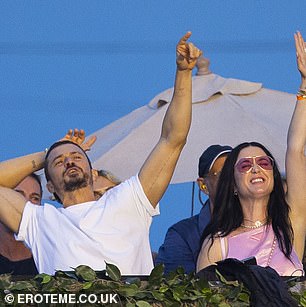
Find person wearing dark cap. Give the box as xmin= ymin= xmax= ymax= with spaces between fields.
xmin=155 ymin=145 xmax=232 ymax=274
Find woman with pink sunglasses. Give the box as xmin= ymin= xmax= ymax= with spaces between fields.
xmin=197 ymin=32 xmax=306 ymax=276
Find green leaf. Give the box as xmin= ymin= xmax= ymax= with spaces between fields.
xmin=90 ymin=279 xmax=120 ymax=292
xmin=166 ymin=270 xmax=177 ymax=280
xmin=190 ymin=289 xmax=207 ymax=297
xmin=159 ymin=284 xmax=169 ymax=293
xmin=74 ymin=265 xmax=97 ymax=281
xmin=210 ymin=293 xmax=225 ymax=304
xmin=173 ymin=285 xmax=186 ymax=297
xmin=136 ymin=301 xmax=151 ymax=307
xmin=166 ymin=274 xmax=183 ymax=287
xmin=172 ymin=291 xmax=182 ymax=302
xmin=201 ymin=287 xmax=212 ymax=296
xmin=148 ymin=263 xmax=164 ymax=284
xmin=216 ymin=269 xmax=239 ymax=286
xmin=117 ymin=284 xmax=139 ymax=297
xmin=10 ymin=281 xmax=34 ymax=291
xmin=35 ymin=273 xmax=52 ymax=284
xmin=152 ymin=290 xmax=165 ymax=301
xmin=57 ymin=278 xmax=82 ymax=292
xmin=105 ymin=262 xmax=121 ymax=281
xmin=187 ymin=294 xmax=205 ymax=301
xmin=126 ymin=303 xmax=136 ymax=307
xmin=0 ymin=274 xmax=12 ymax=289
xmin=175 ymin=266 xmax=185 ymax=275
xmin=196 ymin=298 xmax=208 ymax=307
xmin=125 ymin=277 xmax=141 ymax=287
xmin=54 ymin=270 xmax=77 ymax=280
xmin=300 ymin=295 xmax=306 ymax=307
xmin=82 ymin=281 xmax=93 ymax=289
xmin=227 ymin=285 xmax=242 ymax=299
xmin=134 ymin=291 xmax=151 ymax=300
xmin=238 ymin=292 xmax=250 ymax=303
xmin=193 ymin=277 xmax=210 ymax=290
xmin=40 ymin=278 xmax=57 ymax=292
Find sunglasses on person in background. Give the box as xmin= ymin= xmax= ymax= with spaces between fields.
xmin=235 ymin=155 xmax=274 ymax=173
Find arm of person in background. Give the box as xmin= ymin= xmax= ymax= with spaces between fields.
xmin=0 ymin=151 xmax=46 ymax=189
xmin=0 ymin=129 xmax=96 ymax=189
xmin=0 ymin=129 xmax=96 ymax=233
xmin=287 ymin=31 xmax=306 ymax=259
xmin=139 ymin=32 xmax=202 ymax=207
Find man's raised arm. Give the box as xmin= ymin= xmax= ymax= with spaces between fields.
xmin=0 ymin=152 xmax=46 ymax=189
xmin=139 ymin=32 xmax=202 ymax=207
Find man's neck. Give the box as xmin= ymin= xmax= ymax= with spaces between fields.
xmin=61 ymin=187 xmax=96 ymax=208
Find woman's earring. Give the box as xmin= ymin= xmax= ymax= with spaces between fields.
xmin=234 ymin=190 xmax=238 ymax=196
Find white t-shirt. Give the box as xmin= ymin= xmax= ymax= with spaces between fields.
xmin=16 ymin=175 xmax=159 ymax=275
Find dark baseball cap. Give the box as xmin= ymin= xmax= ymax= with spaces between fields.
xmin=198 ymin=145 xmax=232 ymax=177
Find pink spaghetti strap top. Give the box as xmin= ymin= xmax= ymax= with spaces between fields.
xmin=219 ymin=224 xmax=304 ymax=276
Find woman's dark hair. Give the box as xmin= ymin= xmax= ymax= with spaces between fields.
xmin=200 ymin=141 xmax=293 ymax=259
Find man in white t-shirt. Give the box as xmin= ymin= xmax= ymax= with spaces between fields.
xmin=0 ymin=32 xmax=202 ymax=275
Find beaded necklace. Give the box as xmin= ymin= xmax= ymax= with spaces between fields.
xmin=266 ymin=236 xmax=277 ymax=266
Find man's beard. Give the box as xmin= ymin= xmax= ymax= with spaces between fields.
xmin=63 ymin=172 xmax=91 ymax=192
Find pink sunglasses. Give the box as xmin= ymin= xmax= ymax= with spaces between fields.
xmin=235 ymin=155 xmax=274 ymax=173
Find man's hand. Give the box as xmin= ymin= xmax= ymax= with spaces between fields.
xmin=176 ymin=32 xmax=202 ymax=71
xmin=61 ymin=129 xmax=97 ymax=152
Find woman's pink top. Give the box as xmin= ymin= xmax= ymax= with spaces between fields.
xmin=220 ymin=224 xmax=304 ymax=276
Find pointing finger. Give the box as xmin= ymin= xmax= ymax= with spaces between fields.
xmin=178 ymin=31 xmax=192 ymax=45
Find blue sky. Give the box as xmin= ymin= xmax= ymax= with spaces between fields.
xmin=0 ymin=1 xmax=305 ymax=251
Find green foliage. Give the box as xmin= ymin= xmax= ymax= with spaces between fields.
xmin=74 ymin=265 xmax=97 ymax=282
xmin=0 ymin=264 xmax=304 ymax=306
xmin=105 ymin=262 xmax=121 ymax=282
